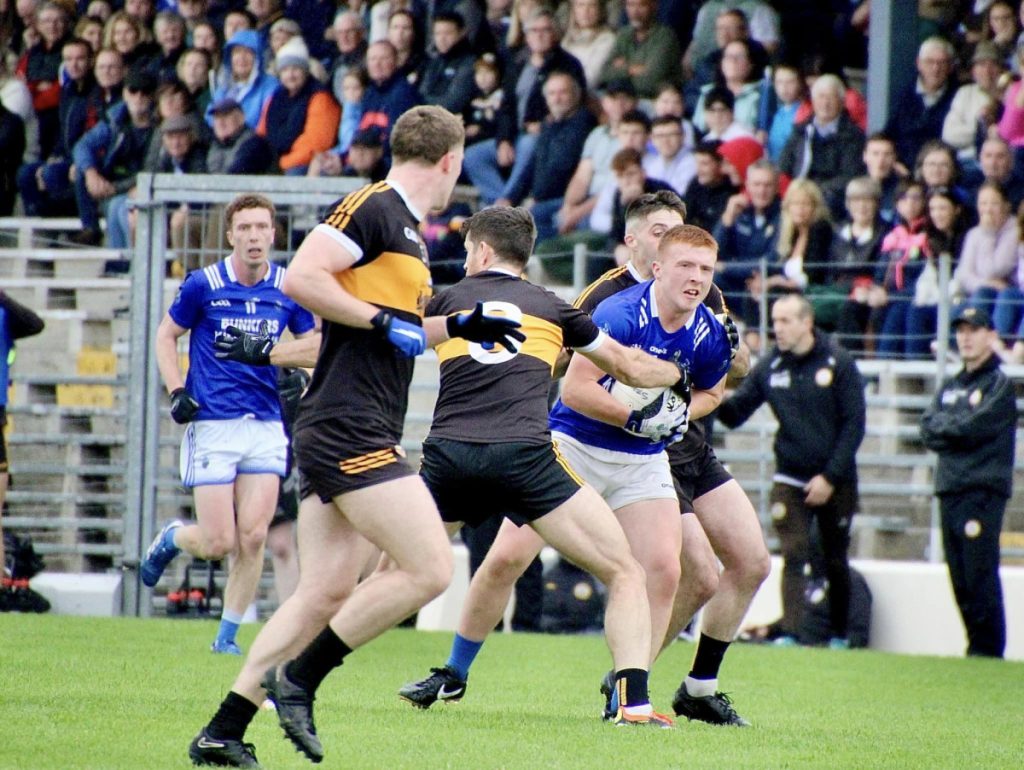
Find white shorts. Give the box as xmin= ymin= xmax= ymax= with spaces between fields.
xmin=551 ymin=431 xmax=676 ymax=511
xmin=180 ymin=417 xmax=288 ymax=488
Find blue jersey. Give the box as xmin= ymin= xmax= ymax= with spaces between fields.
xmin=549 ymin=280 xmax=731 ymax=455
xmin=168 ymin=258 xmax=316 ymax=421
xmin=0 ymin=308 xmax=11 ymax=408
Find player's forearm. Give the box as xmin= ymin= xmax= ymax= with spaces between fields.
xmin=727 ymin=344 xmax=751 ymax=382
xmin=613 ymin=348 xmax=682 ymax=389
xmin=424 ymin=316 xmax=451 ymax=347
xmin=689 ymin=389 xmax=722 ymax=420
xmin=562 ymin=381 xmax=631 ymax=427
xmin=155 ymin=330 xmax=185 ymax=394
xmin=268 ymin=334 xmax=321 ymax=368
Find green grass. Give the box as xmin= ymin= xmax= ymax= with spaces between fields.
xmin=0 ymin=615 xmax=1020 ymax=770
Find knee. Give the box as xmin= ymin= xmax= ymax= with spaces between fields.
xmin=679 ymin=561 xmax=718 ymax=606
xmin=646 ymin=552 xmax=683 ymax=598
xmin=414 ymin=555 xmax=453 ymax=605
xmin=198 ymin=528 xmax=235 ymax=559
xmin=480 ymin=548 xmax=534 ymax=588
xmin=739 ymin=545 xmax=772 ymax=589
xmin=236 ymin=525 xmax=268 ymax=557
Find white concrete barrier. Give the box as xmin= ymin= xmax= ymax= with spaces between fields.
xmin=744 ymin=557 xmax=1024 ymax=660
xmin=30 ymin=572 xmax=122 ymax=616
xmin=419 ymin=548 xmax=1024 ymax=661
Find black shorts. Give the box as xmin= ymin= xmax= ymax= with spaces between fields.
xmin=270 ymin=468 xmax=300 ymax=528
xmin=670 ymin=442 xmax=733 ymax=514
xmin=420 ymin=437 xmax=582 ymax=527
xmin=0 ymin=406 xmax=7 ymax=473
xmin=293 ymin=422 xmax=415 ymax=503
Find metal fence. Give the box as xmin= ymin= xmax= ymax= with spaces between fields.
xmin=6 ymin=175 xmax=1024 ymax=616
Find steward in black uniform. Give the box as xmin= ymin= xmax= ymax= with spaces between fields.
xmin=921 ymin=307 xmax=1016 ymax=658
xmin=717 ymin=296 xmax=866 ymax=643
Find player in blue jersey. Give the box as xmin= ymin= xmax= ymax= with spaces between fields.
xmin=141 ymin=193 xmax=317 ymax=656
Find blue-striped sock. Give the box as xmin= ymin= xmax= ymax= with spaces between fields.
xmin=446 ymin=634 xmax=483 ymax=680
xmin=217 ymin=610 xmax=243 ymax=644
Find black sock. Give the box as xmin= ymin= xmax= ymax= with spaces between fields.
xmin=689 ymin=633 xmax=731 ymax=681
xmin=614 ymin=668 xmax=649 ymax=708
xmin=206 ymin=691 xmax=259 ymax=741
xmin=286 ymin=625 xmax=353 ymax=693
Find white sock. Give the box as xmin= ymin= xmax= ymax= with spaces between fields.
xmin=622 ymin=703 xmax=653 ymax=716
xmin=685 ymin=675 xmax=717 ymax=698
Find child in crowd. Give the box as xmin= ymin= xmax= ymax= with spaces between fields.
xmin=464 ymin=53 xmax=503 ymax=147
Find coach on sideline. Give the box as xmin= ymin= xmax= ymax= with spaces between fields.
xmin=716 ymin=294 xmax=866 ymax=649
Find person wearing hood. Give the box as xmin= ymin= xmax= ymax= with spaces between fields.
xmin=206 ymin=28 xmax=278 ymax=130
xmin=417 ymin=11 xmax=476 ymax=114
xmin=256 ymin=36 xmax=340 ymax=174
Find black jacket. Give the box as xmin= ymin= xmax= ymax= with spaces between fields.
xmin=417 ymin=37 xmax=477 ymax=114
xmin=717 ymin=331 xmax=866 ymax=485
xmin=779 ymin=112 xmax=865 ymax=213
xmin=921 ymin=355 xmax=1017 ymax=498
xmin=495 ymin=46 xmax=585 ymax=143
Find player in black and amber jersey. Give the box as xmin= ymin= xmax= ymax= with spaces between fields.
xmin=188 ymin=106 xmax=525 ymax=767
xmin=412 ymin=205 xmax=698 ymax=727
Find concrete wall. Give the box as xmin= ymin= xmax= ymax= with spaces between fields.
xmin=418 ymin=547 xmax=1024 ymax=661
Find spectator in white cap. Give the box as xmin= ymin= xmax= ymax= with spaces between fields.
xmin=256 ymin=36 xmax=340 ymax=174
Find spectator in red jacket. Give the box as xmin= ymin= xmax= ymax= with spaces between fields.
xmin=15 ymin=1 xmax=70 ymax=158
xmin=256 ymin=37 xmax=340 ymax=174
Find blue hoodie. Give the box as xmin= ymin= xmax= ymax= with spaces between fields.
xmin=206 ymin=29 xmax=279 ymax=130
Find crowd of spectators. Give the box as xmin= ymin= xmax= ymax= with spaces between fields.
xmin=7 ymin=1 xmax=1024 ymax=358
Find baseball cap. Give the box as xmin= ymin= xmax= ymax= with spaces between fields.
xmin=350 ymin=127 xmax=384 ymax=148
xmin=209 ymin=96 xmax=243 ymax=115
xmin=601 ymin=79 xmax=637 ymax=99
xmin=124 ymin=69 xmax=158 ymax=96
xmin=952 ymin=306 xmax=994 ymax=330
xmin=972 ymin=41 xmax=1002 ymax=65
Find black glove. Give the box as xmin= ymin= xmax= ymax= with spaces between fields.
xmin=214 ymin=321 xmax=273 ymax=365
xmin=278 ymin=367 xmax=311 ymax=411
xmin=670 ymin=363 xmax=692 ymax=404
xmin=719 ymin=313 xmax=740 ymax=360
xmin=446 ymin=302 xmax=527 ymax=352
xmin=169 ymin=388 xmax=201 ymax=424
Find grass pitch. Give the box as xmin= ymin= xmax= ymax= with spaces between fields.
xmin=0 ymin=615 xmax=1020 ymax=770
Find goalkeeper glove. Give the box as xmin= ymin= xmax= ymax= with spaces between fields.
xmin=446 ymin=302 xmax=526 ymax=352
xmin=371 ymin=310 xmax=427 ymax=357
xmin=169 ymin=388 xmax=201 ymax=424
xmin=214 ymin=321 xmax=273 ymax=366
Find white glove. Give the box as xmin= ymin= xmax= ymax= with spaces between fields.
xmin=624 ymin=391 xmax=689 ymax=441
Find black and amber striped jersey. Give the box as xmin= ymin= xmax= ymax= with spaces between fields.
xmin=428 ymin=270 xmax=603 ymax=444
xmin=573 ymin=262 xmax=727 ymax=465
xmin=295 ymin=181 xmax=430 ymax=439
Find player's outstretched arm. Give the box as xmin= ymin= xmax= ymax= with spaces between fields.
xmin=215 ymin=326 xmax=322 ymax=368
xmin=423 ymin=303 xmax=526 ymax=350
xmin=581 ymin=336 xmax=683 ymax=389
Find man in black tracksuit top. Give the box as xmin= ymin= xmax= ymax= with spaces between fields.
xmin=717 ymin=294 xmax=866 ymax=646
xmin=920 ymin=307 xmax=1015 ymax=658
